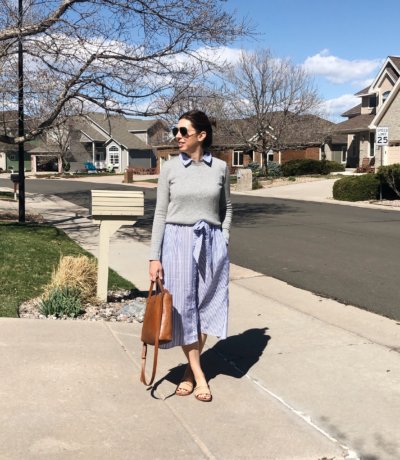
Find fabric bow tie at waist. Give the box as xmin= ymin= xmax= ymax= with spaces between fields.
xmin=193 ymin=221 xmax=213 ymax=281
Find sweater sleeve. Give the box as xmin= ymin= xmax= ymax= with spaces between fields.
xmin=149 ymin=165 xmax=170 ymax=260
xmin=220 ymin=164 xmax=232 ymax=243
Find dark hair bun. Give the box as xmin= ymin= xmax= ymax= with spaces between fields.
xmin=179 ymin=110 xmax=213 ymax=148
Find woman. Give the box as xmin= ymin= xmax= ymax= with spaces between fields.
xmin=149 ymin=110 xmax=232 ymax=402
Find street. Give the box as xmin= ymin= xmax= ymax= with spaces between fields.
xmin=2 ymin=177 xmax=400 ymax=321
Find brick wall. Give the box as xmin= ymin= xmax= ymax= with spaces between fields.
xmin=273 ymin=147 xmax=320 ymax=163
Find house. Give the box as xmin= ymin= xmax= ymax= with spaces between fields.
xmin=335 ymin=55 xmax=400 ymax=168
xmin=62 ymin=113 xmax=168 ymax=173
xmin=268 ymin=114 xmax=347 ymax=165
xmin=0 ymin=111 xmax=168 ymax=174
xmin=154 ymin=114 xmax=346 ymax=173
xmin=0 ymin=111 xmax=33 ymax=172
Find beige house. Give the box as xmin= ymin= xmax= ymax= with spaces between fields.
xmin=335 ymin=55 xmax=400 ymax=168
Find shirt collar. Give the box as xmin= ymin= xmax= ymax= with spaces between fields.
xmin=179 ymin=152 xmax=212 ymax=167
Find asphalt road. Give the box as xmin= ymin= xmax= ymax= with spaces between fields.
xmin=2 ymin=177 xmax=400 ymax=321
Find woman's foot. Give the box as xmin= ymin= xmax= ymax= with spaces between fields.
xmin=175 ymin=366 xmax=194 ymax=396
xmin=194 ymin=384 xmax=212 ymax=402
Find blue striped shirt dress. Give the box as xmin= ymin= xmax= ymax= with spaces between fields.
xmin=150 ymin=152 xmax=232 ymax=349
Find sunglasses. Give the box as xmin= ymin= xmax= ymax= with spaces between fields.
xmin=172 ymin=127 xmax=197 ymax=137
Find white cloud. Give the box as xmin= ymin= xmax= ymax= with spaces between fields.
xmin=351 ymin=78 xmax=374 ymax=88
xmin=319 ymin=94 xmax=360 ymax=121
xmin=196 ymin=46 xmax=243 ymax=64
xmin=304 ymin=49 xmax=383 ymax=85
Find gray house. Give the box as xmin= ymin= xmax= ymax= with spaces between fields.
xmin=27 ymin=112 xmax=168 ymax=173
xmin=65 ymin=113 xmax=168 ymax=173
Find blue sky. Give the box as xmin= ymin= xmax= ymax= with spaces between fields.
xmin=222 ymin=0 xmax=400 ymax=120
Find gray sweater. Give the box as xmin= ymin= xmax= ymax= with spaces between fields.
xmin=149 ymin=155 xmax=232 ymax=260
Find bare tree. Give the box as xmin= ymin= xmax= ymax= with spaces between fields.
xmin=155 ymin=83 xmax=227 ymax=127
xmin=0 ymin=0 xmax=249 ymax=145
xmin=219 ymin=49 xmax=321 ymax=166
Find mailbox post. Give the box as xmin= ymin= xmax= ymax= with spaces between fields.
xmin=10 ymin=173 xmax=19 ymax=200
xmin=91 ymin=190 xmax=144 ymax=301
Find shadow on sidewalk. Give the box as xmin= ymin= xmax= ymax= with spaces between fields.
xmin=151 ymin=327 xmax=270 ymax=398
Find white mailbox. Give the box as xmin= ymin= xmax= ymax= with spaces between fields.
xmin=91 ymin=190 xmax=144 ymax=300
xmin=91 ymin=190 xmax=144 ymax=221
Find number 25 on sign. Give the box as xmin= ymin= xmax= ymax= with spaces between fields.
xmin=376 ymin=127 xmax=389 ymax=146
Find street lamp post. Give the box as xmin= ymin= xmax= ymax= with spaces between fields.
xmin=17 ymin=0 xmax=26 ymax=223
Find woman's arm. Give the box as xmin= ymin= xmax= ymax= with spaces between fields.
xmin=149 ymin=164 xmax=170 ymax=261
xmin=220 ymin=164 xmax=232 ymax=244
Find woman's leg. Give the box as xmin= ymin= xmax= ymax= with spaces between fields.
xmin=181 ymin=333 xmax=212 ymax=401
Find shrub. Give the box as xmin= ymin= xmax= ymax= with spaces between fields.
xmin=282 ymin=159 xmax=345 ymax=176
xmin=320 ymin=160 xmax=345 ymax=174
xmin=333 ymin=174 xmax=380 ymax=201
xmin=266 ymin=161 xmax=282 ymax=178
xmin=377 ymin=164 xmax=400 ymax=198
xmin=247 ymin=162 xmax=263 ymax=177
xmin=252 ymin=176 xmax=263 ymax=190
xmin=39 ymin=286 xmax=83 ymax=317
xmin=44 ymin=255 xmax=97 ymax=303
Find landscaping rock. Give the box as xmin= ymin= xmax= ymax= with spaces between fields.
xmin=18 ymin=291 xmax=147 ymax=323
xmin=117 ymin=298 xmax=147 ymax=322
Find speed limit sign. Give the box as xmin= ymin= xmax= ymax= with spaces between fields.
xmin=376 ymin=127 xmax=389 ymax=146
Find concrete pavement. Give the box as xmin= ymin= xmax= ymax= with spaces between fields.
xmin=234 ymin=176 xmax=400 ymax=211
xmin=1 ymin=179 xmax=400 ymax=459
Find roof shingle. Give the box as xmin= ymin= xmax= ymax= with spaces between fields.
xmin=334 ymin=114 xmax=375 ymax=133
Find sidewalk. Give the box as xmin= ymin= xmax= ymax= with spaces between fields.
xmin=1 ymin=187 xmax=400 ymax=459
xmin=233 ymin=177 xmax=400 ymax=211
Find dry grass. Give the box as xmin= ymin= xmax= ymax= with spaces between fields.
xmin=44 ymin=255 xmax=98 ymax=303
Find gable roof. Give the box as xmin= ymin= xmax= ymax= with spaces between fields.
xmin=334 ymin=114 xmax=375 ymax=133
xmin=367 ymin=56 xmax=400 ymax=94
xmin=388 ymin=55 xmax=400 ymax=72
xmin=72 ymin=113 xmax=165 ymax=150
xmin=355 ymin=86 xmax=371 ymax=97
xmin=338 ymin=56 xmax=400 ymax=132
xmin=341 ymin=104 xmax=362 ymax=118
xmin=370 ymin=57 xmax=400 ymax=127
xmin=84 ymin=113 xmax=151 ymax=149
xmin=276 ymin=114 xmax=336 ymax=147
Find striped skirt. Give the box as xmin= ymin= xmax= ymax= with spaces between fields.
xmin=159 ymin=221 xmax=229 ymax=349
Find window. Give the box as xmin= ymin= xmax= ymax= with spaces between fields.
xmin=109 ymin=145 xmax=120 ymax=165
xmin=368 ymin=94 xmax=377 ymax=108
xmin=382 ymin=91 xmax=390 ymax=104
xmin=342 ymin=147 xmax=347 ymax=163
xmin=232 ymin=150 xmax=244 ymax=166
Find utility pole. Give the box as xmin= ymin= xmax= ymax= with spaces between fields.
xmin=17 ymin=0 xmax=25 ymax=223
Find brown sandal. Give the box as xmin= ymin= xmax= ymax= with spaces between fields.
xmin=175 ymin=367 xmax=194 ymax=396
xmin=194 ymin=385 xmax=212 ymax=402
xmin=175 ymin=380 xmax=194 ymax=396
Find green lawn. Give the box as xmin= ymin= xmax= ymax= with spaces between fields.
xmin=0 ymin=222 xmax=135 ymax=317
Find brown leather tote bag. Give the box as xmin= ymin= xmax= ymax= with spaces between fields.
xmin=140 ymin=277 xmax=173 ymax=386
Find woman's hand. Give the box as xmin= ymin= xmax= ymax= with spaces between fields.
xmin=149 ymin=260 xmax=163 ymax=281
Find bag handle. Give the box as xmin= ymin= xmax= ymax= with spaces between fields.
xmin=140 ymin=277 xmax=164 ymax=386
xmin=147 ymin=277 xmax=164 ymax=297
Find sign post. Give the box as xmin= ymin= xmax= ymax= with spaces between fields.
xmin=376 ymin=127 xmax=389 ymax=200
